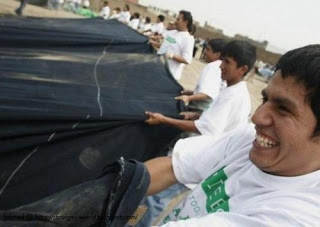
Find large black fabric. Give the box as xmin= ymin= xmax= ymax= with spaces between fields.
xmin=0 ymin=18 xmax=149 ymax=48
xmin=0 ymin=18 xmax=184 ymax=209
xmin=0 ymin=159 xmax=150 ymax=227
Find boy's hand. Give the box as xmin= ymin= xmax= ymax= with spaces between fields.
xmin=180 ymin=90 xmax=193 ymax=95
xmin=145 ymin=111 xmax=165 ymax=125
xmin=175 ymin=95 xmax=190 ymax=104
xmin=179 ymin=111 xmax=200 ymax=120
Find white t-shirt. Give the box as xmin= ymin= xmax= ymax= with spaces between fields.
xmin=189 ymin=60 xmax=226 ymax=111
xmin=141 ymin=23 xmax=152 ymax=32
xmin=118 ymin=11 xmax=131 ymax=23
xmin=100 ymin=6 xmax=110 ymax=19
xmin=158 ymin=124 xmax=320 ymax=226
xmin=151 ymin=22 xmax=164 ymax=34
xmin=110 ymin=13 xmax=120 ymax=20
xmin=128 ymin=18 xmax=140 ymax=30
xmin=157 ymin=30 xmax=194 ymax=80
xmin=194 ymin=81 xmax=251 ymax=135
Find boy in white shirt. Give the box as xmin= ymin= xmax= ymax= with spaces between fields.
xmin=146 ymin=40 xmax=256 ymax=136
xmin=175 ymin=38 xmax=227 ymax=112
xmin=99 ymin=1 xmax=110 ymax=19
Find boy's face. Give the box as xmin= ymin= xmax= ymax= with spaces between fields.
xmin=250 ymin=71 xmax=320 ymax=176
xmin=204 ymin=46 xmax=220 ymax=63
xmin=220 ymin=56 xmax=247 ymax=86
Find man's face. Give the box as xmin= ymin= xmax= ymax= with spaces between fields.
xmin=250 ymin=71 xmax=320 ymax=176
xmin=175 ymin=14 xmax=187 ymax=31
xmin=220 ymin=56 xmax=246 ymax=85
xmin=204 ymin=45 xmax=220 ymax=63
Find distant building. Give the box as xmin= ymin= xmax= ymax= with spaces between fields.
xmin=126 ymin=0 xmax=139 ymax=4
xmin=203 ymin=22 xmax=223 ymax=34
xmin=234 ymin=34 xmax=268 ymax=50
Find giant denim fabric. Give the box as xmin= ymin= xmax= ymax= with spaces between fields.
xmin=0 ymin=158 xmax=150 ymax=227
xmin=0 ymin=17 xmax=184 ymax=210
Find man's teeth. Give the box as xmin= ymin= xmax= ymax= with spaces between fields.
xmin=256 ymin=134 xmax=277 ymax=148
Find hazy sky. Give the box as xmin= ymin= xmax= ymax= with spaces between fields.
xmin=139 ymin=0 xmax=320 ymax=53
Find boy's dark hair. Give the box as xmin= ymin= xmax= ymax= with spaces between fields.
xmin=179 ymin=10 xmax=193 ymax=32
xmin=275 ymin=44 xmax=320 ymax=137
xmin=133 ymin=12 xmax=140 ymax=18
xmin=104 ymin=1 xmax=108 ymax=5
xmin=158 ymin=14 xmax=165 ymax=22
xmin=124 ymin=4 xmax=130 ymax=11
xmin=145 ymin=16 xmax=151 ymax=23
xmin=222 ymin=40 xmax=256 ymax=75
xmin=208 ymin=39 xmax=227 ymax=56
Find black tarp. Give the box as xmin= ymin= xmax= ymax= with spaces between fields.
xmin=0 ymin=18 xmax=184 ymax=209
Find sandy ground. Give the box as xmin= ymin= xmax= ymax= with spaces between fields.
xmin=1 ymin=0 xmax=268 ymax=116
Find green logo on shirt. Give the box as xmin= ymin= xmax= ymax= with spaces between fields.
xmin=166 ymin=36 xmax=176 ymax=44
xmin=201 ymin=167 xmax=230 ymax=213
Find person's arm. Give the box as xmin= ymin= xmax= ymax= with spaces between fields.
xmin=149 ymin=40 xmax=161 ymax=49
xmin=175 ymin=93 xmax=210 ymax=104
xmin=179 ymin=111 xmax=201 ymax=120
xmin=145 ymin=157 xmax=177 ymax=196
xmin=166 ymin=53 xmax=189 ymax=64
xmin=145 ymin=111 xmax=199 ymax=133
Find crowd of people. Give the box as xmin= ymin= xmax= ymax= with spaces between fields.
xmin=13 ymin=1 xmax=320 ymax=226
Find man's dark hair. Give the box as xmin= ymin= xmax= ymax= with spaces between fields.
xmin=103 ymin=1 xmax=108 ymax=5
xmin=222 ymin=40 xmax=256 ymax=75
xmin=189 ymin=24 xmax=196 ymax=35
xmin=275 ymin=44 xmax=320 ymax=137
xmin=179 ymin=10 xmax=193 ymax=32
xmin=208 ymin=39 xmax=227 ymax=56
xmin=145 ymin=16 xmax=151 ymax=23
xmin=124 ymin=4 xmax=130 ymax=11
xmin=158 ymin=14 xmax=165 ymax=22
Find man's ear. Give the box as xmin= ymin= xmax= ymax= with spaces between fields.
xmin=239 ymin=65 xmax=249 ymax=77
xmin=216 ymin=52 xmax=221 ymax=59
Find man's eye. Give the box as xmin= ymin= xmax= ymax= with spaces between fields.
xmin=278 ymin=105 xmax=288 ymax=113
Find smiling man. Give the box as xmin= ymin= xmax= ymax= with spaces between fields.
xmin=140 ymin=45 xmax=320 ymax=226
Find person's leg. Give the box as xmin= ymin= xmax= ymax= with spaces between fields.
xmin=15 ymin=0 xmax=29 ymax=15
xmin=127 ymin=183 xmax=189 ymax=226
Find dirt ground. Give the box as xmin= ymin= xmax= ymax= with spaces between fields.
xmin=0 ymin=0 xmax=268 ymax=116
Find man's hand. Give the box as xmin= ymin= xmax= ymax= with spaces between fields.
xmin=180 ymin=111 xmax=201 ymax=120
xmin=165 ymin=52 xmax=174 ymax=60
xmin=145 ymin=111 xmax=165 ymax=125
xmin=180 ymin=90 xmax=193 ymax=95
xmin=175 ymin=95 xmax=190 ymax=104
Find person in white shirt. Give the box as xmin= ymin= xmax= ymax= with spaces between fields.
xmin=128 ymin=12 xmax=140 ymax=30
xmin=146 ymin=40 xmax=256 ymax=136
xmin=99 ymin=1 xmax=110 ymax=19
xmin=118 ymin=4 xmax=131 ymax=24
xmin=141 ymin=44 xmax=320 ymax=227
xmin=140 ymin=17 xmax=152 ymax=34
xmin=151 ymin=15 xmax=165 ymax=35
xmin=110 ymin=7 xmax=121 ymax=20
xmin=150 ymin=11 xmax=194 ymax=81
xmin=175 ymin=39 xmax=227 ymax=112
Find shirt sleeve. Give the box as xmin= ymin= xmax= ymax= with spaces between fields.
xmin=194 ymin=94 xmax=234 ymax=135
xmin=181 ymin=36 xmax=194 ymax=64
xmin=172 ymin=133 xmax=230 ymax=185
xmin=197 ymin=64 xmax=222 ymax=99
